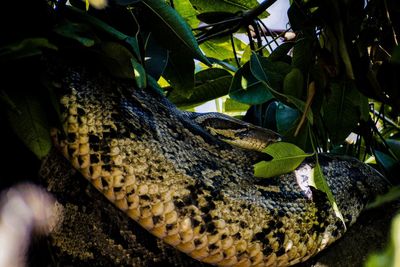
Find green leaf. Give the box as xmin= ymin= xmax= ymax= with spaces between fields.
xmin=322 ymin=81 xmax=368 ymax=144
xmin=269 ymin=42 xmax=294 ymax=62
xmin=224 ymin=98 xmax=250 ymax=112
xmin=190 ymin=0 xmax=268 ymax=18
xmin=283 ymin=67 xmax=304 ymax=99
xmin=53 ymin=22 xmax=97 ymax=47
xmin=366 ymin=186 xmax=400 ymax=209
xmin=131 ymin=58 xmax=147 ymax=89
xmin=143 ymin=32 xmax=169 ymax=80
xmin=6 ymin=94 xmax=51 ymax=159
xmin=275 ymin=102 xmax=300 ymax=133
xmin=0 ymin=38 xmax=57 ymax=62
xmin=173 ymin=0 xmax=200 ymax=28
xmin=292 ymin=36 xmax=314 ymax=73
xmin=254 ymin=142 xmax=312 ymax=178
xmin=250 ymin=53 xmax=292 ymax=88
xmin=200 ymin=36 xmax=247 ymax=61
xmin=374 ymin=150 xmax=397 ymax=173
xmin=169 ymin=68 xmax=232 ymax=108
xmin=250 ymin=53 xmax=313 ymax=124
xmin=163 ymin=50 xmax=195 ymax=98
xmin=98 ymin=41 xmax=136 ymax=79
xmin=229 ymin=62 xmax=274 ymax=105
xmin=391 ymin=45 xmax=400 ymax=64
xmin=365 ymin=213 xmax=400 ymax=267
xmin=65 ymin=6 xmax=141 ymax=59
xmin=142 ymin=0 xmax=210 ymax=65
xmin=310 ymin=161 xmax=346 ymax=228
xmin=386 ymin=139 xmax=400 ymax=160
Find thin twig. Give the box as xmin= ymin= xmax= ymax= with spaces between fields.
xmin=230 ymin=34 xmax=241 ymax=67
xmin=383 ymin=0 xmax=398 ymax=46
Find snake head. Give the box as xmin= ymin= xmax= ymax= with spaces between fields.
xmin=187 ymin=112 xmax=281 ymax=151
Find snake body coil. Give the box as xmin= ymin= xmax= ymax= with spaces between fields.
xmin=52 ymin=61 xmax=388 ymax=267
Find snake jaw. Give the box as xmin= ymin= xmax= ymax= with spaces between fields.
xmin=188 ymin=111 xmax=282 ymax=152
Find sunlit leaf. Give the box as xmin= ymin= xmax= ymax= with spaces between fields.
xmin=254 ymin=142 xmax=312 ymax=178
xmin=190 ymin=0 xmax=268 ymax=18
xmin=224 ymin=98 xmax=250 ymax=112
xmin=200 ymin=36 xmax=247 ymax=61
xmin=173 ymin=0 xmax=200 ymax=28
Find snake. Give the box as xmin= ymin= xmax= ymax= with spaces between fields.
xmin=47 ymin=56 xmax=389 ymax=267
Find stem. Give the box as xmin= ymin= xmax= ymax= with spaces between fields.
xmin=230 ymin=34 xmax=241 ymax=67
xmin=383 ymin=0 xmax=398 ymax=46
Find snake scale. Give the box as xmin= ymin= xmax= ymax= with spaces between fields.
xmin=48 ymin=57 xmax=389 ymax=267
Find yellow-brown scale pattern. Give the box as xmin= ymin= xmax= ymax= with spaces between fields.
xmin=52 ymin=65 xmax=388 ymax=267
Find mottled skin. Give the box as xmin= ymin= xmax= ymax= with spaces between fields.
xmin=49 ymin=61 xmax=389 ymax=267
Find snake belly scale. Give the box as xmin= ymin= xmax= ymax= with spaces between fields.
xmin=51 ymin=62 xmax=388 ymax=267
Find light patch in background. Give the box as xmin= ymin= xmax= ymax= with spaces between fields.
xmin=0 ymin=183 xmax=59 ymax=267
xmin=261 ymin=0 xmax=290 ymax=29
xmin=86 ymin=0 xmax=108 ymax=9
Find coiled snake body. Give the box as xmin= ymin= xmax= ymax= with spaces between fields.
xmin=51 ymin=61 xmax=388 ymax=267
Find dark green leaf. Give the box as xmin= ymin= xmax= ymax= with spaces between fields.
xmin=269 ymin=42 xmax=294 ymax=62
xmin=292 ymin=36 xmax=314 ymax=73
xmin=322 ymin=81 xmax=367 ymax=144
xmin=250 ymin=53 xmax=292 ymax=88
xmin=374 ymin=150 xmax=397 ymax=173
xmin=142 ymin=0 xmax=210 ymax=64
xmin=169 ymin=68 xmax=232 ymax=108
xmin=250 ymin=53 xmax=313 ymax=124
xmin=6 ymin=94 xmax=51 ymax=159
xmin=275 ymin=102 xmax=300 ymax=133
xmin=65 ymin=6 xmax=141 ymax=59
xmin=98 ymin=41 xmax=136 ymax=79
xmin=283 ymin=68 xmax=304 ymax=99
xmin=143 ymin=33 xmax=169 ymax=80
xmin=54 ymin=22 xmax=97 ymax=47
xmin=163 ymin=50 xmax=195 ymax=98
xmin=254 ymin=142 xmax=312 ymax=178
xmin=386 ymin=139 xmax=400 ymax=160
xmin=367 ymin=186 xmax=400 ymax=209
xmin=391 ymin=45 xmax=400 ymax=64
xmin=131 ymin=58 xmax=147 ymax=89
xmin=229 ymin=62 xmax=274 ymax=105
xmin=0 ymin=38 xmax=57 ymax=62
